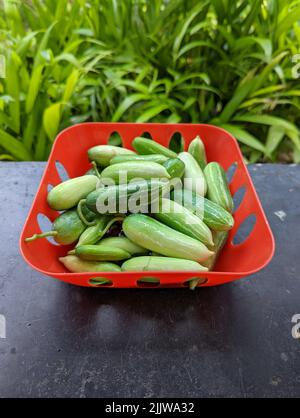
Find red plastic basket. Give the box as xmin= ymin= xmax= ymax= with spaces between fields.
xmin=20 ymin=123 xmax=275 ymax=288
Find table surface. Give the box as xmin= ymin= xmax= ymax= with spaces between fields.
xmin=0 ymin=162 xmax=299 ymax=398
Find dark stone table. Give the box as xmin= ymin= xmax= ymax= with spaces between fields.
xmin=0 ymin=163 xmax=299 ymax=398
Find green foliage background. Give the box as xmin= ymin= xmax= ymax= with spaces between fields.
xmin=0 ymin=0 xmax=300 ymax=162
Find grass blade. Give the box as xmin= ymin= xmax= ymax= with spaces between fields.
xmin=220 ymin=77 xmax=256 ymax=122
xmin=234 ymin=113 xmax=299 ymax=134
xmin=276 ymin=4 xmax=300 ymax=39
xmin=0 ymin=128 xmax=32 ymax=161
xmin=220 ymin=124 xmax=266 ymax=153
xmin=34 ymin=128 xmax=47 ymax=161
xmin=173 ymin=1 xmax=209 ymax=59
xmin=25 ymin=65 xmax=44 ymax=114
xmin=266 ymin=125 xmax=285 ymax=157
xmin=63 ymin=69 xmax=80 ymax=103
xmin=136 ymin=104 xmax=170 ymax=123
xmin=112 ymin=94 xmax=149 ymax=122
xmin=43 ymin=103 xmax=61 ymax=141
xmin=5 ymin=52 xmax=20 ymax=134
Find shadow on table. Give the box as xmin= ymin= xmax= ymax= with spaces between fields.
xmin=50 ymin=283 xmax=239 ymax=353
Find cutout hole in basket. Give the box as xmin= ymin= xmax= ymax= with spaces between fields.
xmin=233 ymin=186 xmax=247 ymax=213
xmin=55 ymin=161 xmax=70 ymax=182
xmin=140 ymin=131 xmax=153 ymax=140
xmin=37 ymin=213 xmax=59 ymax=246
xmin=47 ymin=184 xmax=54 ymax=193
xmin=169 ymin=132 xmax=185 ymax=153
xmin=226 ymin=162 xmax=238 ymax=184
xmin=108 ymin=132 xmax=123 ymax=147
xmin=232 ymin=214 xmax=257 ymax=246
xmin=183 ymin=277 xmax=208 ymax=288
xmin=108 ymin=223 xmax=123 ymax=237
xmin=88 ymin=278 xmax=113 ymax=287
xmin=137 ymin=277 xmax=160 ymax=287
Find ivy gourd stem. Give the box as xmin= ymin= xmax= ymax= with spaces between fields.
xmin=77 ymin=199 xmax=97 ymax=226
xmin=91 ymin=161 xmax=102 ymax=179
xmin=189 ymin=278 xmax=200 ymax=290
xmin=25 ymin=231 xmax=58 ymax=243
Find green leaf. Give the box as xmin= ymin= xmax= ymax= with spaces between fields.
xmin=266 ymin=126 xmax=285 ymax=157
xmin=276 ymin=4 xmax=300 ymax=39
xmin=115 ymin=80 xmax=149 ymax=95
xmin=25 ymin=65 xmax=44 ymax=114
xmin=0 ymin=154 xmax=14 ymax=161
xmin=136 ymin=104 xmax=170 ymax=123
xmin=16 ymin=31 xmax=40 ymax=58
xmin=0 ymin=112 xmax=12 ymax=127
xmin=281 ymin=90 xmax=300 ymax=97
xmin=33 ymin=22 xmax=57 ymax=70
xmin=63 ymin=69 xmax=80 ymax=103
xmin=23 ymin=112 xmax=37 ymax=152
xmin=173 ymin=1 xmax=209 ymax=59
xmin=73 ymin=28 xmax=94 ymax=37
xmin=54 ymin=0 xmax=69 ymax=20
xmin=249 ymin=150 xmax=262 ymax=163
xmin=234 ymin=37 xmax=273 ymax=61
xmin=0 ymin=128 xmax=32 ymax=161
xmin=34 ymin=128 xmax=47 ymax=161
xmin=234 ymin=114 xmax=299 ymax=135
xmin=293 ymin=149 xmax=300 ymax=164
xmin=6 ymin=52 xmax=20 ymax=134
xmin=250 ymin=85 xmax=285 ymax=97
xmin=3 ymin=0 xmax=24 ymax=35
xmin=286 ymin=130 xmax=300 ymax=153
xmin=251 ymin=51 xmax=289 ymax=94
xmin=43 ymin=103 xmax=61 ymax=141
xmin=220 ymin=77 xmax=256 ymax=122
xmin=211 ymin=0 xmax=226 ymax=22
xmin=167 ymin=113 xmax=182 ymax=123
xmin=112 ymin=94 xmax=148 ymax=122
xmin=176 ymin=41 xmax=226 ymax=61
xmin=54 ymin=53 xmax=81 ymax=68
xmin=255 ymin=39 xmax=273 ymax=62
xmin=219 ymin=124 xmax=266 ymax=153
xmin=243 ymin=0 xmax=261 ymax=34
xmin=190 ymin=21 xmax=210 ymax=36
xmin=31 ymin=0 xmax=52 ymax=27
